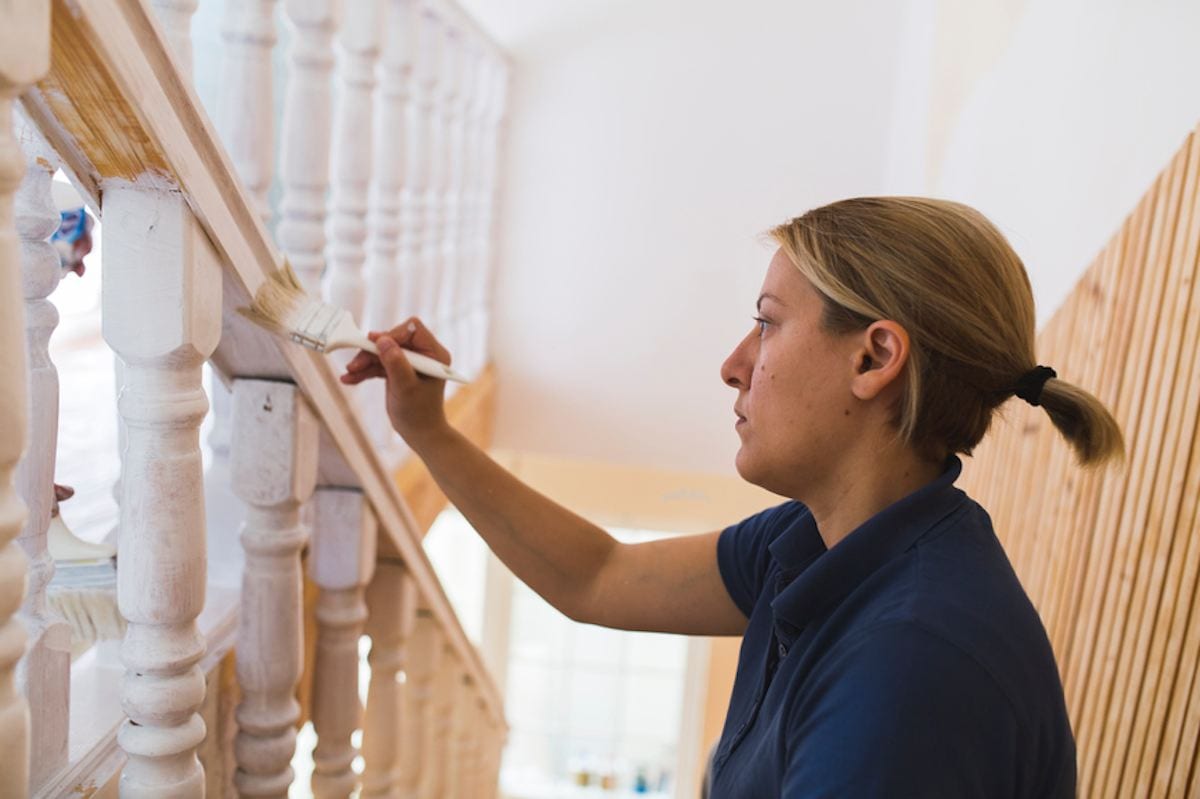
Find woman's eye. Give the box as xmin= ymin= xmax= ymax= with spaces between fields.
xmin=753 ymin=316 xmax=770 ymax=336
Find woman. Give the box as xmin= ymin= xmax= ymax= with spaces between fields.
xmin=342 ymin=196 xmax=1122 ymax=797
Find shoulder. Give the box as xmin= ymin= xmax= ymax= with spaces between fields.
xmin=716 ymin=501 xmax=809 ymax=618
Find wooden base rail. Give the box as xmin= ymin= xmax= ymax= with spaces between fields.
xmin=960 ymin=121 xmax=1200 ymax=798
xmin=2 ymin=0 xmax=509 ymax=795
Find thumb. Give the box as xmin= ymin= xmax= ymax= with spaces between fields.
xmin=376 ymin=335 xmax=416 ymax=382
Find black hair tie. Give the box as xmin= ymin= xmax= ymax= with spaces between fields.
xmin=1014 ymin=365 xmax=1056 ymax=407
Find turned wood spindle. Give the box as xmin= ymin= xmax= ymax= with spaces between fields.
xmin=0 ymin=3 xmax=51 ymax=793
xmin=323 ymin=0 xmax=386 ymax=315
xmin=278 ymin=0 xmax=338 ymax=291
xmin=360 ymin=560 xmax=417 ymax=797
xmin=13 ymin=109 xmax=70 ymax=792
xmin=218 ymin=0 xmax=279 ymax=223
xmin=405 ymin=610 xmax=443 ymax=799
xmin=231 ymin=379 xmax=319 ymax=798
xmin=308 ymin=487 xmax=377 ymax=798
xmin=103 ymin=184 xmax=222 ymax=798
xmin=150 ymin=0 xmax=199 ymax=79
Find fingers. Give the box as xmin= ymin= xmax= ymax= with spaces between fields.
xmin=380 ymin=318 xmax=452 ymax=366
xmin=375 ymin=333 xmax=422 ymax=385
xmin=339 ymin=364 xmax=385 ymax=385
xmin=341 ymin=317 xmax=451 ymax=386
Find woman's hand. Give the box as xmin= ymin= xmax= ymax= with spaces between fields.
xmin=340 ymin=317 xmax=452 ymax=448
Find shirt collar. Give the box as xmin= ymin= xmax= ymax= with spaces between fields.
xmin=768 ymin=456 xmax=967 ymax=637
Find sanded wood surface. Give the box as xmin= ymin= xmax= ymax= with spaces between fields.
xmin=959 ymin=123 xmax=1200 ymax=798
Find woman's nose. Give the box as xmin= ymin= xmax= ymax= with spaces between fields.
xmin=721 ymin=334 xmax=753 ymax=389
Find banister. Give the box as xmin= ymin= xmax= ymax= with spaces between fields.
xmin=19 ymin=0 xmax=505 ymax=727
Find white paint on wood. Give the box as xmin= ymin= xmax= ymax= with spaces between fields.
xmin=360 ymin=560 xmax=417 ymax=797
xmin=278 ymin=0 xmax=337 ymax=291
xmin=230 ymin=378 xmax=318 ymax=798
xmin=0 ymin=4 xmax=51 ymax=794
xmin=28 ymin=0 xmax=506 ymax=730
xmin=432 ymin=27 xmax=462 ymax=354
xmin=218 ymin=0 xmax=279 ymax=223
xmin=101 ymin=180 xmax=222 ymax=798
xmin=410 ymin=9 xmax=443 ymax=327
xmin=323 ymin=0 xmax=385 ymax=319
xmin=308 ymin=487 xmax=376 ymax=798
xmin=13 ymin=109 xmax=70 ymax=792
xmin=150 ymin=0 xmax=199 ymax=80
xmin=467 ymin=62 xmax=507 ymax=378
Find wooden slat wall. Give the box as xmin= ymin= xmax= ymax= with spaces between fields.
xmin=959 ymin=123 xmax=1200 ymax=798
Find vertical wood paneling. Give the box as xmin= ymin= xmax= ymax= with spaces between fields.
xmin=959 ymin=124 xmax=1200 ymax=798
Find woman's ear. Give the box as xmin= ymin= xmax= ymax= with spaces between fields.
xmin=850 ymin=320 xmax=910 ymax=400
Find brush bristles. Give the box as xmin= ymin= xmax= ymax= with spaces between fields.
xmin=238 ymin=258 xmax=311 ymax=336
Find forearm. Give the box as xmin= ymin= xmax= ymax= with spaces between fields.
xmin=411 ymin=424 xmax=617 ymax=621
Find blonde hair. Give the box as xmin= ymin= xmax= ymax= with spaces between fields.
xmin=769 ymin=196 xmax=1124 ymax=466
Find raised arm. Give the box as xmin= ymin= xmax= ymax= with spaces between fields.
xmin=341 ymin=319 xmax=748 ymax=637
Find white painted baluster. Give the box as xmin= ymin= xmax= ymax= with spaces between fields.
xmin=323 ymin=0 xmax=385 ymax=315
xmin=360 ymin=560 xmax=417 ymax=797
xmin=470 ymin=62 xmax=508 ymax=376
xmin=443 ymin=41 xmax=475 ymax=366
xmin=457 ymin=49 xmax=486 ymax=377
xmin=408 ymin=611 xmax=444 ymax=799
xmin=362 ymin=0 xmax=415 ymax=334
xmin=308 ymin=488 xmax=377 ymax=798
xmin=102 ymin=184 xmax=222 ymax=798
xmin=360 ymin=0 xmax=416 ymax=457
xmin=230 ymin=379 xmax=318 ymax=798
xmin=412 ymin=9 xmax=443 ymax=325
xmin=12 ymin=111 xmax=70 ymax=792
xmin=432 ymin=27 xmax=460 ymax=357
xmin=151 ymin=0 xmax=199 ymax=78
xmin=1 ymin=6 xmax=50 ymax=793
xmin=278 ymin=0 xmax=337 ymax=290
xmin=395 ymin=5 xmax=429 ymax=325
xmin=219 ymin=0 xmax=279 ymax=223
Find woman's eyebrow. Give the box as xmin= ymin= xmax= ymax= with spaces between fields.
xmin=757 ymin=293 xmax=785 ymax=311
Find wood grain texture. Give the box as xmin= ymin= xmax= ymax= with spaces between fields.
xmin=958 ymin=124 xmax=1200 ymax=798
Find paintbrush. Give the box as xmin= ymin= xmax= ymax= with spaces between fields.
xmin=237 ymin=259 xmax=469 ymax=383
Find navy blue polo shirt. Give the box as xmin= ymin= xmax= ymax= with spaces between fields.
xmin=710 ymin=457 xmax=1075 ymax=798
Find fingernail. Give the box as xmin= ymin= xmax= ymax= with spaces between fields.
xmin=407 ymin=322 xmax=417 ymax=334
xmin=377 ymin=336 xmax=395 ymax=351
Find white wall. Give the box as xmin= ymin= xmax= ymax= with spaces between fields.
xmin=464 ymin=0 xmax=1200 ymax=477
xmin=889 ymin=0 xmax=1200 ymax=324
xmin=463 ymin=0 xmax=906 ymax=475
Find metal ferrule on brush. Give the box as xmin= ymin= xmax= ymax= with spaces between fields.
xmin=289 ymin=303 xmax=344 ymax=352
